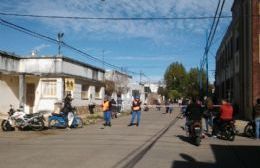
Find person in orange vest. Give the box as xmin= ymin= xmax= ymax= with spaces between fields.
xmin=102 ymin=96 xmax=112 ymax=127
xmin=128 ymin=96 xmax=142 ymax=127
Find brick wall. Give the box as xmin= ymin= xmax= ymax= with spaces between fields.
xmin=252 ymin=0 xmax=260 ymax=104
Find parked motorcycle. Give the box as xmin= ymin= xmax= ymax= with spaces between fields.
xmin=188 ymin=120 xmax=202 ymax=146
xmin=1 ymin=105 xmax=45 ymax=131
xmin=48 ymin=109 xmax=83 ymax=129
xmin=213 ymin=120 xmax=236 ymax=141
xmin=244 ymin=120 xmax=255 ymax=138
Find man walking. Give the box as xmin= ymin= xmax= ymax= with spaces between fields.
xmin=128 ymin=96 xmax=142 ymax=127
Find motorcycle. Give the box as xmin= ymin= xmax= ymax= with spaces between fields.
xmin=48 ymin=109 xmax=83 ymax=129
xmin=213 ymin=120 xmax=236 ymax=141
xmin=187 ymin=120 xmax=202 ymax=146
xmin=244 ymin=120 xmax=255 ymax=138
xmin=1 ymin=105 xmax=45 ymax=131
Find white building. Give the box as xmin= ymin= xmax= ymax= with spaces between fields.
xmin=0 ymin=51 xmax=105 ymax=114
xmin=105 ymin=70 xmax=145 ymax=111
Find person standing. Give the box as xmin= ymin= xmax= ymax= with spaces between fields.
xmin=128 ymin=96 xmax=142 ymax=127
xmin=117 ymin=96 xmax=122 ymax=113
xmin=102 ymin=96 xmax=112 ymax=127
xmin=165 ymin=99 xmax=169 ymax=114
xmin=110 ymin=98 xmax=117 ymax=119
xmin=204 ymin=98 xmax=213 ymax=133
xmin=168 ymin=99 xmax=174 ymax=114
xmin=253 ymin=98 xmax=260 ymax=139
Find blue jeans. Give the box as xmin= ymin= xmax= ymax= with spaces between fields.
xmin=204 ymin=117 xmax=213 ymax=132
xmin=131 ymin=111 xmax=141 ymax=124
xmin=255 ymin=118 xmax=260 ymax=139
xmin=103 ymin=111 xmax=111 ymax=125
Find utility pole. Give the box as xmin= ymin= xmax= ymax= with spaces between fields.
xmin=140 ymin=70 xmax=142 ymax=85
xmin=57 ymin=32 xmax=64 ymax=56
xmin=102 ymin=49 xmax=105 ymax=70
xmin=205 ymin=30 xmax=209 ymax=97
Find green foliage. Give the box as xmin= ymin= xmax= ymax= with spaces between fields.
xmin=164 ymin=62 xmax=187 ymax=92
xmin=168 ymin=90 xmax=181 ymax=99
xmin=164 ymin=63 xmax=209 ymax=98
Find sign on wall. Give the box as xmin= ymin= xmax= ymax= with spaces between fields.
xmin=65 ymin=78 xmax=75 ymax=91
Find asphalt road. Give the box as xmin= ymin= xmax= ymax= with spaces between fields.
xmin=0 ymin=108 xmax=260 ymax=168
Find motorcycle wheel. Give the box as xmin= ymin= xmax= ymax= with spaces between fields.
xmin=244 ymin=124 xmax=254 ymax=138
xmin=77 ymin=118 xmax=84 ymax=128
xmin=32 ymin=120 xmax=45 ymax=131
xmin=1 ymin=120 xmax=14 ymax=131
xmin=195 ymin=137 xmax=201 ymax=146
xmin=224 ymin=126 xmax=235 ymax=141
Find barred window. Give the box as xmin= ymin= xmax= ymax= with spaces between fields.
xmin=42 ymin=80 xmax=57 ymax=97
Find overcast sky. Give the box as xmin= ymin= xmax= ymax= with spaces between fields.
xmin=0 ymin=0 xmax=234 ymax=83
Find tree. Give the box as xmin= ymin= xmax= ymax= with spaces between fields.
xmin=186 ymin=68 xmax=207 ymax=98
xmin=104 ymin=80 xmax=115 ymax=96
xmin=164 ymin=62 xmax=187 ymax=94
xmin=164 ymin=63 xmax=209 ymax=99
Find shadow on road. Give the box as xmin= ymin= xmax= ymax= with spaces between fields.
xmin=172 ymin=145 xmax=260 ymax=168
xmin=176 ymin=135 xmax=197 ymax=146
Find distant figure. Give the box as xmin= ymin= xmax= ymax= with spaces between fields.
xmin=165 ymin=99 xmax=170 ymax=114
xmin=156 ymin=101 xmax=161 ymax=111
xmin=117 ymin=97 xmax=122 ymax=113
xmin=168 ymin=99 xmax=174 ymax=114
xmin=110 ymin=98 xmax=117 ymax=119
xmin=128 ymin=96 xmax=142 ymax=127
xmin=253 ymin=98 xmax=260 ymax=139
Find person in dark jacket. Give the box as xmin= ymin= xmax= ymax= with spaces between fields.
xmin=62 ymin=93 xmax=73 ymax=115
xmin=128 ymin=96 xmax=142 ymax=127
xmin=185 ymin=97 xmax=203 ymax=123
xmin=253 ymin=98 xmax=260 ymax=139
xmin=110 ymin=98 xmax=117 ymax=119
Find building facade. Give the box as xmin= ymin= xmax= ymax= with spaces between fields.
xmin=0 ymin=51 xmax=105 ymax=114
xmin=215 ymin=0 xmax=259 ymax=119
xmin=105 ymin=70 xmax=145 ymax=111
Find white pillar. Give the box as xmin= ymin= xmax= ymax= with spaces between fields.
xmin=19 ymin=74 xmax=25 ymax=108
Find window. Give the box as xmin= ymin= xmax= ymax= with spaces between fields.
xmin=95 ymin=86 xmax=101 ymax=98
xmin=236 ymin=36 xmax=239 ymax=52
xmin=42 ymin=80 xmax=57 ymax=98
xmin=92 ymin=70 xmax=98 ymax=80
xmin=81 ymin=85 xmax=89 ymax=100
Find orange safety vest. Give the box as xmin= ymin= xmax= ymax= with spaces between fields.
xmin=132 ymin=100 xmax=141 ymax=111
xmin=102 ymin=101 xmax=110 ymax=112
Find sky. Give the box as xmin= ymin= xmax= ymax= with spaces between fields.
xmin=0 ymin=0 xmax=234 ymax=83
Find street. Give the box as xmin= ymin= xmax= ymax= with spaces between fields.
xmin=0 ymin=108 xmax=260 ymax=168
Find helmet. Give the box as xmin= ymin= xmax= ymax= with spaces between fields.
xmin=134 ymin=95 xmax=140 ymax=99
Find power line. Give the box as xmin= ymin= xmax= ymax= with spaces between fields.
xmin=0 ymin=12 xmax=233 ymax=20
xmin=199 ymin=0 xmax=226 ymax=97
xmin=0 ymin=18 xmax=144 ymax=76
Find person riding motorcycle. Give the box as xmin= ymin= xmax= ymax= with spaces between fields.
xmin=212 ymin=99 xmax=233 ymax=136
xmin=185 ymin=97 xmax=203 ymax=133
xmin=62 ymin=93 xmax=74 ymax=116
